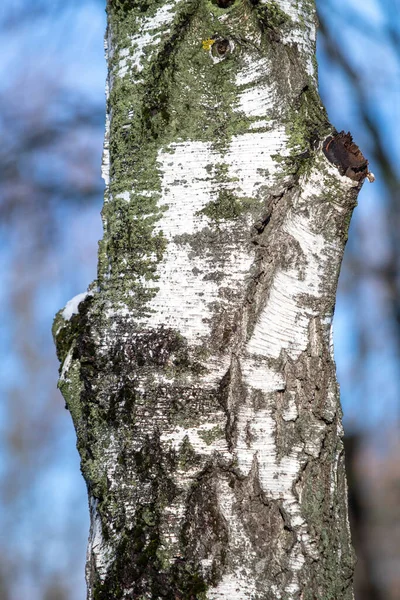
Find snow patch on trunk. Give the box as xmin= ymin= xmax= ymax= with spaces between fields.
xmin=62 ymin=291 xmax=92 ymax=320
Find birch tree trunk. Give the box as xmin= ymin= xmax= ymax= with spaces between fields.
xmin=53 ymin=1 xmax=372 ymax=598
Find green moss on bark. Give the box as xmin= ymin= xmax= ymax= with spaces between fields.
xmin=254 ymin=0 xmax=292 ymax=36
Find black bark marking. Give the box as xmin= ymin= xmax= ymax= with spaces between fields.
xmin=253 ymin=191 xmax=285 ymax=236
xmin=181 ymin=473 xmax=229 ymax=586
xmin=212 ymin=0 xmax=236 ymax=7
xmin=323 ymin=131 xmax=369 ymax=182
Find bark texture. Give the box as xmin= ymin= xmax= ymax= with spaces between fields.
xmin=53 ymin=1 xmax=366 ymax=598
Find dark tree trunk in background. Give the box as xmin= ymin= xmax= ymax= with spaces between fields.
xmin=54 ymin=1 xmax=372 ymax=598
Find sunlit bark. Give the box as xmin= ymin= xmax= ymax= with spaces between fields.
xmin=54 ymin=1 xmax=368 ymax=598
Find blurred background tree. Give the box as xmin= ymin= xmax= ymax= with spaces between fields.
xmin=0 ymin=1 xmax=104 ymax=597
xmin=318 ymin=2 xmax=400 ymax=598
xmin=0 ymin=1 xmax=398 ymax=598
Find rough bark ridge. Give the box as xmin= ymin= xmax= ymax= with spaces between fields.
xmin=53 ymin=1 xmax=365 ymax=598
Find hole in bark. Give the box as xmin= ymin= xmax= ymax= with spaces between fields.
xmin=212 ymin=0 xmax=235 ymax=7
xmin=212 ymin=38 xmax=231 ymax=57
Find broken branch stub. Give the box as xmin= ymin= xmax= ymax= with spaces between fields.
xmin=323 ymin=131 xmax=375 ymax=182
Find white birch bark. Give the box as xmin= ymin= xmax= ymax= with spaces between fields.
xmin=54 ymin=1 xmax=371 ymax=598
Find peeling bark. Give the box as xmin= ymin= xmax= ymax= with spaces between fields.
xmin=53 ymin=1 xmax=363 ymax=598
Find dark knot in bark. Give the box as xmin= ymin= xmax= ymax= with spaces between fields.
xmin=213 ymin=0 xmax=236 ymax=7
xmin=212 ymin=38 xmax=231 ymax=57
xmin=323 ymin=131 xmax=375 ymax=182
